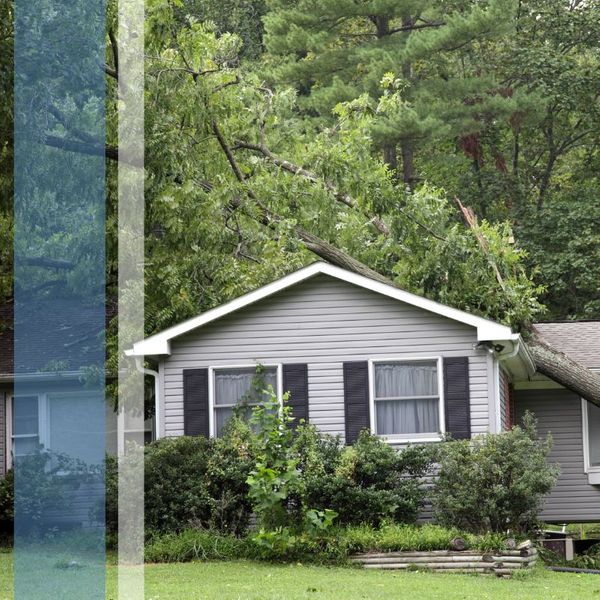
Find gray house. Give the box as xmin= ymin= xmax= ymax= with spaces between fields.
xmin=127 ymin=262 xmax=600 ymax=523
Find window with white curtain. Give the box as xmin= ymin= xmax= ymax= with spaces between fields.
xmin=372 ymin=359 xmax=441 ymax=438
xmin=213 ymin=366 xmax=278 ymax=437
xmin=12 ymin=395 xmax=41 ymax=457
xmin=586 ymin=400 xmax=600 ymax=468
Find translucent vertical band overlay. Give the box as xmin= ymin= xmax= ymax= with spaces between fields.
xmin=117 ymin=0 xmax=145 ymax=598
xmin=13 ymin=0 xmax=106 ymax=598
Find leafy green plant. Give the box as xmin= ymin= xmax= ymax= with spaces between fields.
xmin=431 ymin=412 xmax=559 ymax=534
xmin=296 ymin=427 xmax=434 ymax=527
xmin=246 ymin=387 xmax=300 ymax=530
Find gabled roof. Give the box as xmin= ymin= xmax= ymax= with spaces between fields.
xmin=128 ymin=262 xmax=518 ymax=357
xmin=534 ymin=321 xmax=600 ymax=371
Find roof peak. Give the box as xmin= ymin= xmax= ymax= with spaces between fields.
xmin=128 ymin=261 xmax=516 ymax=356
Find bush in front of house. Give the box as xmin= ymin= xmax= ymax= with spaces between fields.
xmin=293 ymin=426 xmax=434 ymax=527
xmin=431 ymin=411 xmax=559 ymax=534
xmin=103 ymin=416 xmax=256 ymax=537
xmin=0 ymin=468 xmax=13 ymax=532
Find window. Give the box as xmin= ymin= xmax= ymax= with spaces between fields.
xmin=7 ymin=392 xmax=112 ymax=468
xmin=370 ymin=359 xmax=443 ymax=440
xmin=584 ymin=399 xmax=600 ymax=471
xmin=212 ymin=366 xmax=279 ymax=437
xmin=12 ymin=395 xmax=41 ymax=457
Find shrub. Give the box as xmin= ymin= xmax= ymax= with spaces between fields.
xmin=296 ymin=427 xmax=434 ymax=526
xmin=431 ymin=412 xmax=559 ymax=534
xmin=0 ymin=469 xmax=13 ymax=533
xmin=104 ymin=416 xmax=255 ymax=536
xmin=246 ymin=388 xmax=301 ymax=531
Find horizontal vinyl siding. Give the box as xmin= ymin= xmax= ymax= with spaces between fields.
xmin=162 ymin=274 xmax=491 ymax=440
xmin=515 ymin=388 xmax=600 ymax=522
xmin=45 ymin=481 xmax=104 ymax=528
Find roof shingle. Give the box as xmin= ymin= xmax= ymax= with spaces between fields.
xmin=534 ymin=321 xmax=600 ymax=370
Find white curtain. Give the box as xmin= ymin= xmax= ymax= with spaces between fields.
xmin=374 ymin=362 xmax=439 ymax=435
xmin=588 ymin=402 xmax=600 ymax=466
xmin=214 ymin=367 xmax=277 ymax=436
xmin=374 ymin=362 xmax=438 ymax=398
xmin=214 ymin=367 xmax=277 ymax=405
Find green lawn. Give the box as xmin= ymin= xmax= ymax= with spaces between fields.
xmin=2 ymin=552 xmax=600 ymax=599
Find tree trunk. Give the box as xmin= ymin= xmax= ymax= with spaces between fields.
xmin=400 ymin=138 xmax=415 ymax=186
xmin=290 ymin=232 xmax=600 ymax=406
xmin=400 ymin=16 xmax=416 ymax=187
xmin=383 ymin=144 xmax=398 ymax=172
xmin=211 ymin=119 xmax=600 ymax=408
xmin=527 ymin=332 xmax=600 ymax=408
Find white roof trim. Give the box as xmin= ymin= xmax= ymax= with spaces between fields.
xmin=127 ymin=262 xmax=518 ymax=356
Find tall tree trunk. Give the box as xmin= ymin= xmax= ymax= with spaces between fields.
xmin=383 ymin=144 xmax=398 ymax=172
xmin=373 ymin=16 xmax=398 ymax=174
xmin=400 ymin=16 xmax=416 ymax=187
xmin=400 ymin=138 xmax=414 ymax=187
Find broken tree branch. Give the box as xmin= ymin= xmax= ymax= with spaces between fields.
xmin=454 ymin=197 xmax=507 ymax=292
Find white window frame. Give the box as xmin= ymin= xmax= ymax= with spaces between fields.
xmin=582 ymin=398 xmax=600 ymax=484
xmin=6 ymin=391 xmax=108 ymax=467
xmin=6 ymin=392 xmax=47 ymax=470
xmin=368 ymin=356 xmax=445 ymax=444
xmin=208 ymin=363 xmax=283 ymax=438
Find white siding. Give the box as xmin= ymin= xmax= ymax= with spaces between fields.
xmin=162 ymin=274 xmax=493 ymax=441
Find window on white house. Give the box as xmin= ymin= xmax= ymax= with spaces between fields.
xmin=12 ymin=395 xmax=41 ymax=457
xmin=213 ymin=366 xmax=278 ymax=436
xmin=373 ymin=360 xmax=440 ymax=437
xmin=587 ymin=401 xmax=600 ymax=468
xmin=9 ymin=393 xmax=115 ymax=467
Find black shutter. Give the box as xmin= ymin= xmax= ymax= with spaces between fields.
xmin=183 ymin=368 xmax=210 ymax=437
xmin=443 ymin=357 xmax=471 ymax=440
xmin=282 ymin=363 xmax=309 ymax=428
xmin=343 ymin=361 xmax=370 ymax=444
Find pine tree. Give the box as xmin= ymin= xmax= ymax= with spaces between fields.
xmin=264 ymin=0 xmax=528 ymax=185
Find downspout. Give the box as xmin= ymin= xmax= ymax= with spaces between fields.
xmin=499 ymin=338 xmax=520 ymax=361
xmin=134 ymin=357 xmax=161 ymax=440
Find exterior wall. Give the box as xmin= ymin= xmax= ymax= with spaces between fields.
xmin=1 ymin=380 xmax=111 ymax=528
xmin=1 ymin=379 xmax=118 ymax=470
xmin=162 ymin=274 xmax=495 ymax=441
xmin=515 ymin=388 xmax=600 ymax=522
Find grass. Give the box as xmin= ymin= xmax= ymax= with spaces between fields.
xmin=1 ymin=552 xmax=600 ymax=600
xmin=142 ymin=524 xmax=513 ymax=564
xmin=335 ymin=523 xmax=509 ymax=554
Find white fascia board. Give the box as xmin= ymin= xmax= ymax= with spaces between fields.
xmin=128 ymin=261 xmax=516 ymax=356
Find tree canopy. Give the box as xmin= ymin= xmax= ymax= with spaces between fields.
xmin=0 ymin=0 xmax=599 ymax=398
